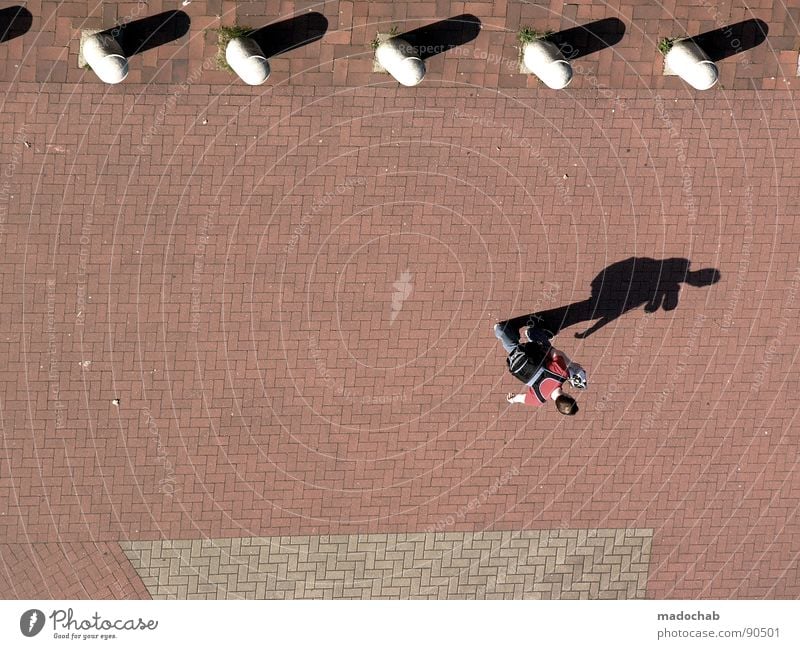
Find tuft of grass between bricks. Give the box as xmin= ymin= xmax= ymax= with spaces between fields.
xmin=370 ymin=25 xmax=398 ymax=50
xmin=517 ymin=26 xmax=552 ymax=45
xmin=658 ymin=37 xmax=676 ymax=55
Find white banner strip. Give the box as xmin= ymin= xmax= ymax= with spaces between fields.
xmin=2 ymin=600 xmax=798 ymax=648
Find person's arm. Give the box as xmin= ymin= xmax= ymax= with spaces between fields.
xmin=551 ymin=348 xmax=585 ymax=380
xmin=550 ymin=346 xmax=571 ymax=367
xmin=506 ymin=392 xmax=527 ymax=404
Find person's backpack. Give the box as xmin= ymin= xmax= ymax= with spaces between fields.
xmin=507 ymin=341 xmax=549 ymax=384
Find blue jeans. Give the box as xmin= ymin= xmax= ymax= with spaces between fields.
xmin=494 ymin=319 xmax=552 ymax=354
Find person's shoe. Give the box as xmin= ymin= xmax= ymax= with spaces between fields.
xmin=526 ymin=325 xmax=554 ymax=342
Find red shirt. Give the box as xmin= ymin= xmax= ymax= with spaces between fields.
xmin=523 ymin=355 xmax=569 ymax=406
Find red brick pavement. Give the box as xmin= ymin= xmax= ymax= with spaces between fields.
xmin=0 ymin=1 xmax=797 ymax=88
xmin=0 ymin=541 xmax=148 ymax=599
xmin=1 ymin=1 xmax=799 ymax=601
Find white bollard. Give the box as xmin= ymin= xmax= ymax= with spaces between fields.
xmin=375 ymin=37 xmax=425 ymax=87
xmin=82 ymin=33 xmax=128 ymax=84
xmin=665 ymin=39 xmax=718 ymax=90
xmin=226 ymin=36 xmax=270 ymax=85
xmin=522 ymin=39 xmax=572 ymax=89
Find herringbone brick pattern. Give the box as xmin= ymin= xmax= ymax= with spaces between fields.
xmin=2 ymin=4 xmax=800 ymax=602
xmin=0 ymin=541 xmax=149 ymax=599
xmin=2 ymin=1 xmax=797 ymax=89
xmin=120 ymin=529 xmax=653 ymax=599
xmin=2 ymin=81 xmax=799 ymax=599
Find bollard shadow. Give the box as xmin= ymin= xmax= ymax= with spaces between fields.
xmin=688 ymin=19 xmax=768 ymax=62
xmin=399 ymin=14 xmax=481 ymax=60
xmin=501 ymin=257 xmax=721 ymax=340
xmin=249 ymin=12 xmax=328 ymax=59
xmin=103 ymin=10 xmax=190 ymax=57
xmin=0 ymin=5 xmax=32 ymax=43
xmin=548 ymin=17 xmax=626 ymax=60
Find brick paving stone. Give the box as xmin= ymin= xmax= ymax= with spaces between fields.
xmin=120 ymin=529 xmax=654 ymax=599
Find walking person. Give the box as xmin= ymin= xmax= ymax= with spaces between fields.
xmin=494 ymin=316 xmax=587 ymax=415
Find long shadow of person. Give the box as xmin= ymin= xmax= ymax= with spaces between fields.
xmin=511 ymin=257 xmax=720 ymax=339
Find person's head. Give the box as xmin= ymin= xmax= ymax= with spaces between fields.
xmin=555 ymin=393 xmax=578 ymax=416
